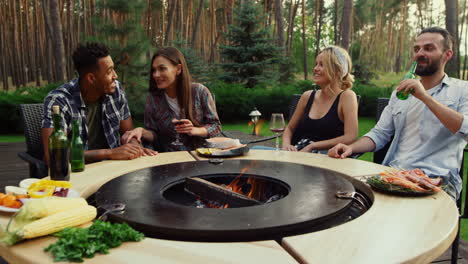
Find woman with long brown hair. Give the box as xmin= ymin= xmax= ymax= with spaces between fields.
xmin=282 ymin=45 xmax=358 ymax=153
xmin=122 ymin=47 xmax=221 ymax=151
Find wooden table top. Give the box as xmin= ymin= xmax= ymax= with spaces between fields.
xmin=0 ymin=150 xmax=458 ymax=264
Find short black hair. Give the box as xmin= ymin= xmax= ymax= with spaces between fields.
xmin=418 ymin=27 xmax=453 ymax=51
xmin=72 ymin=42 xmax=109 ymax=76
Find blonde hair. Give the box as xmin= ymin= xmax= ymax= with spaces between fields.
xmin=318 ymin=46 xmax=354 ymax=90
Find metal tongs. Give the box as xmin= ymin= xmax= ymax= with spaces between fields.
xmin=336 ymin=191 xmax=370 ymax=211
xmin=97 ymin=203 xmax=126 ymax=221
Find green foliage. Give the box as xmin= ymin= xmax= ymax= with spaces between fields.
xmin=0 ymin=83 xmax=59 ymax=133
xmin=219 ymin=1 xmax=283 ymax=88
xmin=209 ymin=80 xmax=314 ymax=122
xmin=89 ymin=0 xmax=150 ymax=123
xmin=171 ymin=39 xmax=215 ymax=84
xmin=352 ymin=63 xmax=377 ymax=84
xmin=353 ymin=82 xmax=393 ymax=117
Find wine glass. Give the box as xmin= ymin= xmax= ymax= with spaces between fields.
xmin=270 ymin=113 xmax=285 ymax=152
xmin=171 ymin=108 xmax=185 ymax=149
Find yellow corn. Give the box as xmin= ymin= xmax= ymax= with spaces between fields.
xmin=16 ymin=197 xmax=88 ymax=221
xmin=21 ymin=205 xmax=96 ymax=239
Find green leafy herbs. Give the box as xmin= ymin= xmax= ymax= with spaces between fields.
xmin=44 ymin=220 xmax=144 ymax=262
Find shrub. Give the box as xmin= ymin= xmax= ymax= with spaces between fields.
xmin=353 ymin=82 xmax=393 ymax=118
xmin=0 ymin=83 xmax=59 ymax=133
xmin=209 ymin=80 xmax=311 ymax=123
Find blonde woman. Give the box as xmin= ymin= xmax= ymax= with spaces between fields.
xmin=282 ymin=46 xmax=358 ymax=153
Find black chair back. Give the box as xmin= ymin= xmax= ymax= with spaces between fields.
xmin=19 ymin=104 xmax=44 ymax=160
xmin=18 ymin=104 xmax=48 ymax=178
xmin=288 ymin=94 xmax=301 ymax=120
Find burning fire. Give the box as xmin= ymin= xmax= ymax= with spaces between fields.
xmin=248 ymin=119 xmax=265 ymax=136
xmin=195 ymin=161 xmax=267 ymax=209
xmin=224 ymin=165 xmax=265 ymax=201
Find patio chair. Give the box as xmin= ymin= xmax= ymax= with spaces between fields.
xmin=17 ymin=104 xmax=48 ymax=178
xmin=373 ymin=98 xmax=466 ymax=263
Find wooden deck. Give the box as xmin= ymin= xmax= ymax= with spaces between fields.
xmin=0 ymin=142 xmax=467 ymax=263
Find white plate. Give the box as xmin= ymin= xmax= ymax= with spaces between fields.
xmin=0 ymin=189 xmax=80 ymax=213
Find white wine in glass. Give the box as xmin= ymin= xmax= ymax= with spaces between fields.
xmin=270 ymin=113 xmax=285 ymax=151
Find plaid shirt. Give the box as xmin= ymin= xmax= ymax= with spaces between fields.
xmin=42 ymin=78 xmax=131 ymax=149
xmin=145 ymin=83 xmax=221 ymax=151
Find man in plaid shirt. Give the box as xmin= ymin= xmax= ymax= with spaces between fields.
xmin=42 ymin=42 xmax=157 ymax=164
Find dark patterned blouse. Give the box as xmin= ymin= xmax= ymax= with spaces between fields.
xmin=144 ymin=83 xmax=222 ymax=152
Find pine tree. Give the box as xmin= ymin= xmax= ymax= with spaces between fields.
xmin=88 ymin=0 xmax=151 ymax=121
xmin=219 ymin=1 xmax=283 ymax=88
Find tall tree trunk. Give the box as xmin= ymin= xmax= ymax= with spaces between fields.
xmin=10 ymin=0 xmax=22 ymax=87
xmin=48 ymin=0 xmax=67 ymax=82
xmin=416 ymin=0 xmax=424 ymax=30
xmin=165 ymin=0 xmax=175 ymax=45
xmin=192 ymin=0 xmax=204 ymax=49
xmin=275 ymin=0 xmax=284 ymax=48
xmin=334 ymin=0 xmax=339 ymax=45
xmin=301 ymin=0 xmax=308 ymax=80
xmin=395 ymin=0 xmax=407 ymax=73
xmin=445 ymin=0 xmax=459 ymax=78
xmin=314 ymin=0 xmax=324 ymax=57
xmin=340 ymin=0 xmax=352 ymax=50
xmin=0 ymin=1 xmax=9 ymax=90
xmin=33 ymin=0 xmax=41 ymax=86
xmin=209 ymin=0 xmax=216 ymax=62
xmin=286 ymin=0 xmax=299 ymax=56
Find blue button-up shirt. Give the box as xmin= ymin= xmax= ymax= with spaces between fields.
xmin=365 ymin=75 xmax=468 ymax=198
xmin=42 ymin=78 xmax=131 ymax=150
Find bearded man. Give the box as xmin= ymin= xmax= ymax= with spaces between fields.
xmin=328 ymin=27 xmax=468 ymax=200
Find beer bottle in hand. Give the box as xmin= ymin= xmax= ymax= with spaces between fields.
xmin=396 ymin=61 xmax=418 ymax=100
xmin=49 ymin=105 xmax=70 ymax=181
xmin=70 ymin=119 xmax=85 ymax=172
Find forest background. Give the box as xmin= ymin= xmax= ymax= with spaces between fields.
xmin=0 ymin=0 xmax=466 ymax=131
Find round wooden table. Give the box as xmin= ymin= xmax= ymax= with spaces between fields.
xmin=0 ymin=150 xmax=458 ymax=264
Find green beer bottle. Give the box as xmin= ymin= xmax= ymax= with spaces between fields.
xmin=396 ymin=61 xmax=418 ymax=100
xmin=70 ymin=119 xmax=85 ymax=172
xmin=49 ymin=105 xmax=70 ymax=181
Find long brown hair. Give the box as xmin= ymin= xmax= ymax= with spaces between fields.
xmin=148 ymin=47 xmax=199 ymax=126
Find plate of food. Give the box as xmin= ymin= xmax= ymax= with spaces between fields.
xmin=197 ymin=137 xmax=250 ymax=157
xmin=196 ymin=145 xmax=249 ymax=158
xmin=366 ymin=169 xmax=442 ymax=196
xmin=0 ymin=179 xmax=79 ymax=213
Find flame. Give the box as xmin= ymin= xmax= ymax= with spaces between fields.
xmin=248 ymin=119 xmax=265 ymax=136
xmin=224 ymin=164 xmax=265 ymax=201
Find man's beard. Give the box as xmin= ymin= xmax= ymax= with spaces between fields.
xmin=415 ymin=56 xmax=442 ymax=76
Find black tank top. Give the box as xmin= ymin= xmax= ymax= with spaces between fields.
xmin=292 ymin=90 xmax=344 ymax=145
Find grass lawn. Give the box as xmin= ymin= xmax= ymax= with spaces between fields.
xmin=0 ymin=135 xmax=25 ymax=142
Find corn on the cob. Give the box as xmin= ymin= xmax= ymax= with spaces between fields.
xmin=16 ymin=197 xmax=88 ymax=222
xmin=21 ymin=205 xmax=96 ymax=239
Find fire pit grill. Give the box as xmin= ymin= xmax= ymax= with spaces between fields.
xmin=94 ymin=160 xmax=371 ymax=242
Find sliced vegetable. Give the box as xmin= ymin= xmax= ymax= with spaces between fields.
xmin=27 ymin=180 xmax=72 ymax=198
